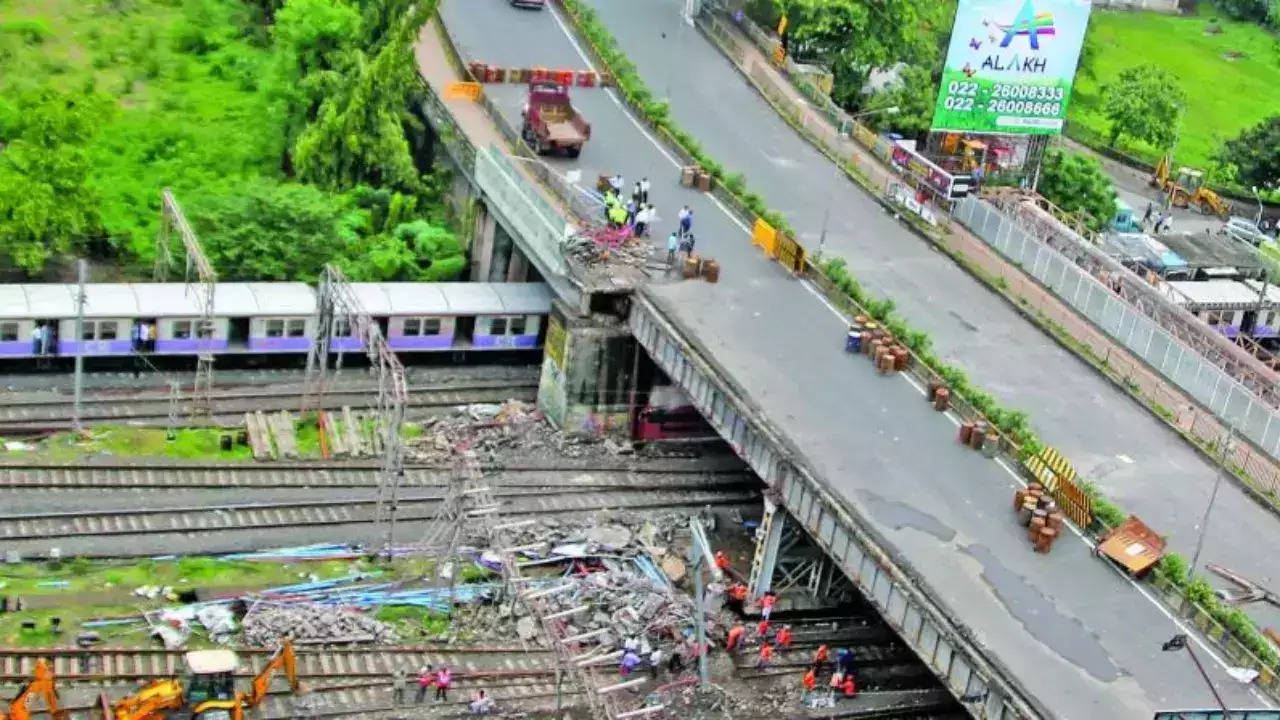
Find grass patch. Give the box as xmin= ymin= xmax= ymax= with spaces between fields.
xmin=1069 ymin=7 xmax=1280 ymax=171
xmin=0 ymin=556 xmax=366 ymax=647
xmin=375 ymin=605 xmax=451 ymax=639
xmin=3 ymin=426 xmax=254 ymax=462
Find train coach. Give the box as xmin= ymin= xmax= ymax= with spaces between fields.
xmin=0 ymin=281 xmax=552 ymax=361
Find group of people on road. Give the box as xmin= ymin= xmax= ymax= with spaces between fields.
xmin=600 ymin=171 xmax=701 ymax=270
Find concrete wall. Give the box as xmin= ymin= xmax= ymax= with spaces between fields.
xmin=537 ymin=303 xmax=636 ymax=438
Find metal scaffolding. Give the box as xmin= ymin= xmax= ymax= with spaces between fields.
xmin=441 ymin=451 xmax=624 ymax=719
xmin=156 ymin=190 xmax=217 ymax=419
xmin=303 ymin=265 xmax=408 ymax=551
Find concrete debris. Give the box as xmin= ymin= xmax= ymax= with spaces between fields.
xmin=515 ymin=616 xmax=539 ymax=641
xmin=195 ymin=605 xmax=237 ymax=644
xmin=583 ymin=524 xmax=632 ymax=550
xmin=241 ymin=603 xmax=399 ymax=647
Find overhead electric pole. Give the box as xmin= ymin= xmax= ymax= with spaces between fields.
xmin=156 ymin=190 xmax=217 ymax=419
xmin=72 ymin=259 xmax=88 ymax=431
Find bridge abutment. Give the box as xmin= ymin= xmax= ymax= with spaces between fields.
xmin=536 ymin=302 xmax=638 ymax=439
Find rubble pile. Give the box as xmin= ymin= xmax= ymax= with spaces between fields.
xmin=406 ymin=400 xmax=592 ymax=464
xmin=564 ymin=231 xmax=654 ymax=268
xmin=241 ymin=603 xmax=399 ymax=646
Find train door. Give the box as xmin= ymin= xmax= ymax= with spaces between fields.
xmin=455 ymin=316 xmax=476 ymax=346
xmin=228 ymin=318 xmax=250 ymax=348
xmin=377 ymin=317 xmax=389 ymax=341
xmin=134 ymin=318 xmax=158 ymax=352
xmin=31 ymin=320 xmax=57 ymax=356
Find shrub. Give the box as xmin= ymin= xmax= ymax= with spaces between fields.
xmin=2 ymin=18 xmax=53 ymax=45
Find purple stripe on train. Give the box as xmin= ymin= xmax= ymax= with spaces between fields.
xmin=154 ymin=339 xmax=230 ymax=353
xmin=472 ymin=334 xmax=538 ymax=349
xmin=388 ymin=335 xmax=456 ymax=350
xmin=57 ymin=340 xmax=134 ymax=355
xmin=0 ymin=341 xmax=30 ymax=357
xmin=248 ymin=337 xmax=312 ymax=352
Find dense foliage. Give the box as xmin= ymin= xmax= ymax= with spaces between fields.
xmin=1037 ymin=149 xmax=1118 ymax=232
xmin=0 ymin=0 xmax=462 ymax=282
xmin=1101 ymin=64 xmax=1185 ymax=150
xmin=741 ymin=0 xmax=952 ymax=138
xmin=1211 ymin=0 xmax=1280 ymax=29
xmin=1218 ymin=115 xmax=1280 ymax=192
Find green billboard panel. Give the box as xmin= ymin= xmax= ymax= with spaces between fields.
xmin=931 ymin=0 xmax=1092 ymax=135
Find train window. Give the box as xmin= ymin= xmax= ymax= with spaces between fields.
xmin=333 ymin=318 xmax=351 ymax=337
xmin=265 ymin=319 xmax=284 ymax=338
xmin=0 ymin=323 xmax=17 ymax=341
xmin=98 ymin=322 xmax=118 ymax=341
xmin=1204 ymin=311 xmax=1224 ymax=326
xmin=509 ymin=317 xmax=527 ymax=335
xmin=81 ymin=322 xmax=97 ymax=341
xmin=174 ymin=320 xmax=193 ymax=339
xmin=423 ymin=318 xmax=442 ymax=336
xmin=489 ymin=317 xmax=508 ymax=335
xmin=403 ymin=318 xmax=421 ymax=337
xmin=197 ymin=320 xmax=214 ymax=339
xmin=286 ymin=319 xmax=306 ymax=337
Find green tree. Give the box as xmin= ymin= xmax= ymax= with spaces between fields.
xmin=865 ymin=65 xmax=936 ymax=138
xmin=0 ymin=85 xmax=110 ymax=276
xmin=186 ymin=179 xmax=359 ymax=281
xmin=1218 ymin=115 xmax=1280 ymax=191
xmin=777 ymin=0 xmax=945 ymax=110
xmin=1037 ymin=149 xmax=1118 ymax=232
xmin=293 ymin=4 xmax=433 ymax=196
xmin=1101 ymin=64 xmax=1185 ymax=149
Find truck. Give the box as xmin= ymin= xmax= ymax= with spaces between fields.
xmin=521 ymin=81 xmax=590 ymax=158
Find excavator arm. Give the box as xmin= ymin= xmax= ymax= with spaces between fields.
xmin=2 ymin=660 xmax=65 ymax=720
xmin=104 ymin=679 xmax=185 ymax=720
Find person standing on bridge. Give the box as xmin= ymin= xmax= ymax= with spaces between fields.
xmin=610 ymin=173 xmax=625 ymax=195
xmin=678 ymin=206 xmax=693 ymax=238
xmin=639 ymin=177 xmax=650 ymax=204
xmin=726 ymin=623 xmax=745 ymax=652
xmin=632 ymin=181 xmax=643 ymax=206
xmin=633 ymin=204 xmax=650 ymax=238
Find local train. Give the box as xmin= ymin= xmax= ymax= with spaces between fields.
xmin=0 ymin=281 xmax=553 ymax=360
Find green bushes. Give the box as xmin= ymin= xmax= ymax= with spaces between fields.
xmin=1 ymin=18 xmax=52 ymax=45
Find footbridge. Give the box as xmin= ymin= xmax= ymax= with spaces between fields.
xmin=414 ymin=4 xmax=1276 ymax=719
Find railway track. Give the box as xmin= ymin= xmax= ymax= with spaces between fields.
xmin=0 ymin=380 xmax=538 ymax=432
xmin=0 ymin=462 xmax=750 ymax=490
xmin=0 ymin=484 xmax=758 ymax=540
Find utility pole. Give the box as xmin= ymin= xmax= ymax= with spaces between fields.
xmin=1192 ymin=425 xmax=1236 ymax=573
xmin=158 ymin=190 xmax=217 ymax=419
xmin=72 ymin=259 xmax=87 ymax=432
xmin=688 ymin=514 xmax=723 ymax=687
xmin=1162 ymin=634 xmax=1230 ymax=716
xmin=303 ymin=265 xmax=407 ymax=552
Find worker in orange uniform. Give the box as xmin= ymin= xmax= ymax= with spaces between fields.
xmin=726 ymin=623 xmax=745 ymax=652
xmin=842 ymin=673 xmax=858 ymax=699
xmin=813 ymin=644 xmax=829 ymax=672
xmin=756 ymin=618 xmax=771 ymax=641
xmin=726 ymin=583 xmax=748 ymax=616
xmin=714 ymin=550 xmax=730 ymax=573
xmin=755 ymin=642 xmax=774 ymax=669
xmin=775 ymin=625 xmax=792 ymax=649
xmin=801 ymin=668 xmax=816 ymax=703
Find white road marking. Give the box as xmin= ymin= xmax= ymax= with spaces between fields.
xmin=538 ymin=4 xmax=1271 ymax=702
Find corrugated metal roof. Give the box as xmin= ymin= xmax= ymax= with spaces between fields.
xmin=1163 ymin=280 xmax=1267 ymax=308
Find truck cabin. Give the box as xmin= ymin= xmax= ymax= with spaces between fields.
xmin=184 ymin=650 xmax=238 ymax=705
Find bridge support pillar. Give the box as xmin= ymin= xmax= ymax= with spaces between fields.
xmin=506 ymin=248 xmax=530 ymax=282
xmin=747 ymin=495 xmax=785 ymax=598
xmin=470 ymin=205 xmax=497 ymax=282
xmin=536 ymin=302 xmax=638 ymax=439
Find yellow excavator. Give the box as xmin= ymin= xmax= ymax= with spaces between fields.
xmin=103 ymin=641 xmax=300 ymax=720
xmin=1151 ymin=154 xmax=1232 ymax=219
xmin=2 ymin=660 xmax=66 ymax=720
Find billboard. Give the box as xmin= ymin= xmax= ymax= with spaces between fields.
xmin=931 ymin=0 xmax=1092 ymax=135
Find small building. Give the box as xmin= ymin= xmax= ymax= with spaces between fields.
xmin=1157 ymin=231 xmax=1262 ymax=281
xmin=1161 ymin=279 xmax=1277 ymax=339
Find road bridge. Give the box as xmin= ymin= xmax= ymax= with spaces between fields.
xmin=418 ymin=4 xmax=1275 ymax=718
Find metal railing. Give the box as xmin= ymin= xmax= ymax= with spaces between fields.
xmin=959 ymin=195 xmax=1280 ymax=468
